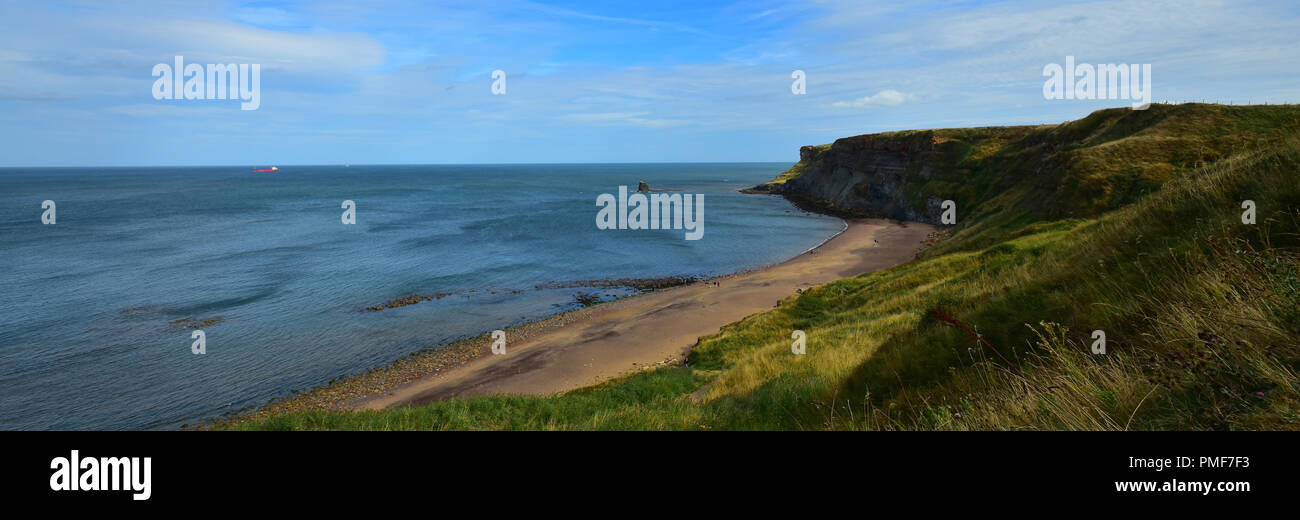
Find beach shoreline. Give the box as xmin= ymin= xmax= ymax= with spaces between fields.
xmin=356 ymin=217 xmax=936 ymax=411
xmin=201 ymin=300 xmax=610 ymax=428
xmin=209 ymin=216 xmax=937 ymax=427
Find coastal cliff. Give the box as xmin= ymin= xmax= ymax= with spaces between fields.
xmin=748 ymin=103 xmax=1300 ymax=237
xmin=744 ymin=131 xmax=954 ymax=223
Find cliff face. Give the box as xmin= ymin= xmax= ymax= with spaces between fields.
xmin=749 ymin=103 xmax=1300 ymax=231
xmin=752 ymin=131 xmax=947 ymax=223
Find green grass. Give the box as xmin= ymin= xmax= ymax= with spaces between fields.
xmin=231 ymin=367 xmax=716 ymax=430
xmin=763 ymin=143 xmax=830 ymax=185
xmin=231 ymin=105 xmax=1300 ymax=430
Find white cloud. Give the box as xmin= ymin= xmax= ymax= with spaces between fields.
xmin=626 ymin=117 xmax=692 ymax=128
xmin=565 ymin=111 xmax=651 ymax=121
xmin=831 ymin=89 xmax=908 ymax=108
xmin=103 ymin=104 xmax=242 ymax=118
xmin=126 ymin=19 xmax=385 ymax=73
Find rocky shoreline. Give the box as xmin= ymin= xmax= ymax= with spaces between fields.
xmin=198 ymin=302 xmax=612 ymax=429
xmin=364 ymin=293 xmax=452 ymax=311
xmin=359 ymin=275 xmax=704 ymax=313
xmin=534 ymin=275 xmax=700 ymax=291
xmin=202 ymin=274 xmax=711 ymax=428
xmin=120 ymin=306 xmax=226 ymax=331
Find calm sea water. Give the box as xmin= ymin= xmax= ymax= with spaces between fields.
xmin=0 ymin=164 xmax=841 ymax=430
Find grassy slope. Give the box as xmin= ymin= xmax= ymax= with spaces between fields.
xmin=232 ymin=104 xmax=1300 ymax=430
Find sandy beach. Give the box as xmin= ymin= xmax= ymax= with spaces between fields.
xmin=354 ymin=218 xmax=937 ymax=411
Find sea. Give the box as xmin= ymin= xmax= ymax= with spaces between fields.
xmin=0 ymin=163 xmax=843 ymax=430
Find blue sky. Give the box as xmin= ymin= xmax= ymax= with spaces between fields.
xmin=1 ymin=0 xmax=1297 ymax=166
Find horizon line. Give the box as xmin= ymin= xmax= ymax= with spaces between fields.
xmin=0 ymin=160 xmax=797 ymax=169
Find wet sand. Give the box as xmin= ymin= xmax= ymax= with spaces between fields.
xmin=355 ymin=218 xmax=936 ymax=410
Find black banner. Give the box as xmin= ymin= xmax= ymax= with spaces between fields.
xmin=3 ymin=431 xmax=1291 ymax=508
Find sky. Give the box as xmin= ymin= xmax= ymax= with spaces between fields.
xmin=1 ymin=0 xmax=1297 ymax=166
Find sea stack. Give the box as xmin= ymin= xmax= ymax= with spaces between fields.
xmin=637 ymin=180 xmax=650 ymax=193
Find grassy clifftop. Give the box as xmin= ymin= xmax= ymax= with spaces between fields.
xmin=233 ymin=104 xmax=1300 ymax=430
xmin=758 ymin=103 xmax=1300 ymax=247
